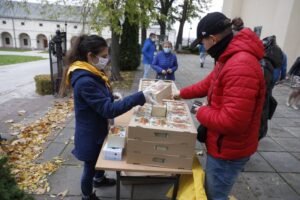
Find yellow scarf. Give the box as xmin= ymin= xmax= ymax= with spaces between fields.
xmin=66 ymin=61 xmax=111 ymax=90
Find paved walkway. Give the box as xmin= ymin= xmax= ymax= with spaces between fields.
xmin=0 ymin=52 xmax=54 ymax=138
xmin=34 ymin=54 xmax=300 ymax=200
xmin=0 ymin=50 xmax=49 ymax=58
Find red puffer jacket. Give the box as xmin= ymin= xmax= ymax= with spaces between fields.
xmin=180 ymin=28 xmax=266 ymax=160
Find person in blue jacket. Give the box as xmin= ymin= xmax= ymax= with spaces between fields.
xmin=142 ymin=33 xmax=156 ymax=78
xmin=273 ymin=52 xmax=287 ymax=85
xmin=61 ymin=35 xmax=155 ymax=200
xmin=151 ymin=41 xmax=178 ymax=81
xmin=199 ymin=43 xmax=206 ymax=68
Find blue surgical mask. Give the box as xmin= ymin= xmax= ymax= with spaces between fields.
xmin=163 ymin=48 xmax=171 ymax=53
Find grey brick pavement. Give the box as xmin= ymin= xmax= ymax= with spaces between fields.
xmin=35 ymin=54 xmax=300 ymax=200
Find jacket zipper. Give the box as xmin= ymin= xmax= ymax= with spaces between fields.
xmin=217 ymin=135 xmax=224 ymax=154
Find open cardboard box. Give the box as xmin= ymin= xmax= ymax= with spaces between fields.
xmin=138 ymin=78 xmax=179 ymax=96
xmin=127 ymin=100 xmax=197 ymax=144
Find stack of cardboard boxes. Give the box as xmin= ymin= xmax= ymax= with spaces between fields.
xmin=125 ymin=79 xmax=197 ymax=170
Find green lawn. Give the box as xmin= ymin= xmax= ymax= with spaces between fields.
xmin=0 ymin=48 xmax=31 ymax=52
xmin=0 ymin=55 xmax=46 ymax=66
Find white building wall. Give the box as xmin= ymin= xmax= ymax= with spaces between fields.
xmin=1 ymin=17 xmax=177 ymax=53
xmin=0 ymin=17 xmax=89 ymax=50
xmin=222 ymin=0 xmax=299 ymax=68
xmin=282 ymin=0 xmax=300 ymax=68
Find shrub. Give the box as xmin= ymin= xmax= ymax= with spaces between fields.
xmin=120 ymin=14 xmax=141 ymax=71
xmin=0 ymin=157 xmax=34 ymax=200
xmin=34 ymin=74 xmax=53 ymax=95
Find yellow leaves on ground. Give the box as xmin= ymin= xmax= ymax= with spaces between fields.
xmin=0 ymin=99 xmax=74 ymax=194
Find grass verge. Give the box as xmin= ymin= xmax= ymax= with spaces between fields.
xmin=0 ymin=55 xmax=46 ymax=66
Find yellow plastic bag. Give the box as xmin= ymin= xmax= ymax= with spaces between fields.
xmin=166 ymin=156 xmax=207 ymax=200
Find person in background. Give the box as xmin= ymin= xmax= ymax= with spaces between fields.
xmin=274 ymin=52 xmax=288 ymax=84
xmin=199 ymin=44 xmax=206 ymax=68
xmin=174 ymin=12 xmax=265 ymax=200
xmin=286 ymin=57 xmax=300 ymax=110
xmin=142 ymin=33 xmax=156 ymax=78
xmin=151 ymin=41 xmax=178 ymax=81
xmin=60 ymin=35 xmax=156 ymax=200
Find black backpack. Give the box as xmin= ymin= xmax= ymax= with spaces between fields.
xmin=259 ymin=36 xmax=283 ymax=140
xmin=259 ymin=58 xmax=277 ymax=140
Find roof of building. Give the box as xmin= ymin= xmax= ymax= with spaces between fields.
xmin=0 ymin=0 xmax=82 ymax=23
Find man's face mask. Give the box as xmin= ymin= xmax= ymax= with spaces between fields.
xmin=93 ymin=56 xmax=109 ymax=70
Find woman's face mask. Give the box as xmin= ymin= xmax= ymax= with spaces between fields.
xmin=93 ymin=56 xmax=109 ymax=70
xmin=163 ymin=48 xmax=171 ymax=53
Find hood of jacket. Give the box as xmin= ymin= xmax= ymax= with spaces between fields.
xmin=219 ymin=28 xmax=264 ymax=63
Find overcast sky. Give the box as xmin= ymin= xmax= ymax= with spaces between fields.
xmin=178 ymin=0 xmax=224 ymax=39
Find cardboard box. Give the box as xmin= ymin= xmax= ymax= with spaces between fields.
xmin=138 ymin=78 xmax=179 ymax=96
xmin=107 ymin=126 xmax=126 ymax=148
xmin=115 ymin=109 xmax=134 ymax=126
xmin=151 ymin=104 xmax=167 ymax=117
xmin=103 ymin=143 xmax=123 ymax=161
xmin=145 ymin=81 xmax=172 ymax=103
xmin=126 ymin=151 xmax=193 ymax=170
xmin=127 ymin=138 xmax=195 ymax=157
xmin=128 ymin=100 xmax=197 ymax=144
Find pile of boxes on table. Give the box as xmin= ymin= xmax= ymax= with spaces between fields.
xmin=103 ymin=79 xmax=197 ymax=170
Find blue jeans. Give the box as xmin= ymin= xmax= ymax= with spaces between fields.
xmin=81 ymin=160 xmax=105 ymax=196
xmin=143 ymin=64 xmax=151 ymax=78
xmin=205 ymin=154 xmax=250 ymax=200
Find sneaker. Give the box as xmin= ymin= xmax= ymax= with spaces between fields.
xmin=292 ymin=104 xmax=299 ymax=110
xmin=82 ymin=192 xmax=101 ymax=200
xmin=200 ymin=63 xmax=204 ymax=68
xmin=93 ymin=176 xmax=116 ymax=188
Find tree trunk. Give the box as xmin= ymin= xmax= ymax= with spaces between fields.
xmin=159 ymin=21 xmax=166 ymax=37
xmin=175 ymin=20 xmax=185 ymax=50
xmin=141 ymin=26 xmax=147 ymax=45
xmin=175 ymin=0 xmax=189 ymax=50
xmin=110 ymin=31 xmax=123 ymax=81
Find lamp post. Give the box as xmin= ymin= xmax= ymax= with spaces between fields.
xmin=187 ymin=24 xmax=192 ymax=46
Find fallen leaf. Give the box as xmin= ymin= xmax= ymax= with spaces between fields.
xmin=18 ymin=110 xmax=26 ymax=116
xmin=5 ymin=119 xmax=14 ymax=123
xmin=57 ymin=189 xmax=69 ymax=199
xmin=228 ymin=195 xmax=238 ymax=200
xmin=11 ymin=138 xmax=27 ymax=145
xmin=36 ymin=187 xmax=46 ymax=194
xmin=9 ymin=132 xmax=20 ymax=136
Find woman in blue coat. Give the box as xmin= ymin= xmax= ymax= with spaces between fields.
xmin=62 ymin=35 xmax=155 ymax=200
xmin=151 ymin=41 xmax=178 ymax=81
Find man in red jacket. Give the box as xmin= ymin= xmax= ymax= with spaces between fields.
xmin=174 ymin=12 xmax=266 ymax=200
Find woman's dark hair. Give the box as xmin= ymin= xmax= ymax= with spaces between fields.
xmin=66 ymin=35 xmax=108 ymax=66
xmin=232 ymin=17 xmax=244 ymax=31
xmin=59 ymin=35 xmax=108 ymax=96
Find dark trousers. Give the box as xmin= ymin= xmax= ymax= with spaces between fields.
xmin=81 ymin=160 xmax=105 ymax=196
